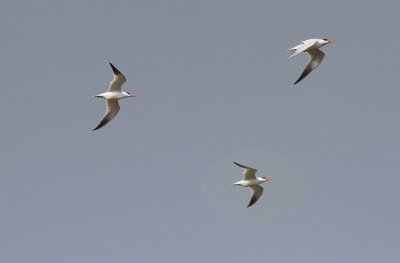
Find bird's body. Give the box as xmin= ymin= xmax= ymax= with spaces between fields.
xmin=94 ymin=91 xmax=132 ymax=100
xmin=93 ymin=63 xmax=135 ymax=131
xmin=288 ymin=38 xmax=335 ymax=84
xmin=233 ymin=177 xmax=267 ymax=187
xmin=232 ymin=162 xmax=271 ymax=207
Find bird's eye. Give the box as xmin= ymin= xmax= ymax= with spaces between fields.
xmin=323 ymin=38 xmax=328 ymax=41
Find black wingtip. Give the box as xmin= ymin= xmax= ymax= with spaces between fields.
xmin=294 ymin=74 xmax=305 ymax=85
xmin=93 ymin=118 xmax=108 ymax=131
xmin=233 ymin=161 xmax=244 ymax=168
xmin=109 ymin=63 xmax=122 ymax=75
xmin=247 ymin=195 xmax=259 ymax=207
xmin=247 ymin=201 xmax=255 ymax=208
xmin=233 ymin=161 xmax=254 ymax=170
xmin=294 ymin=75 xmax=305 ymax=85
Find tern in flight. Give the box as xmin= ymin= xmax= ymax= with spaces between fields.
xmin=93 ymin=63 xmax=135 ymax=130
xmin=232 ymin=162 xmax=271 ymax=207
xmin=288 ymin=38 xmax=335 ymax=85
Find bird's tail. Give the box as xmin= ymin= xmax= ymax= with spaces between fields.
xmin=287 ymin=44 xmax=301 ymax=51
xmin=287 ymin=45 xmax=301 ymax=59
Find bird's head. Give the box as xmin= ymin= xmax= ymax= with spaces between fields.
xmin=261 ymin=177 xmax=271 ymax=182
xmin=322 ymin=38 xmax=335 ymax=44
xmin=124 ymin=91 xmax=136 ymax=98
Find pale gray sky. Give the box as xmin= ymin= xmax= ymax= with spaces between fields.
xmin=2 ymin=0 xmax=400 ymax=262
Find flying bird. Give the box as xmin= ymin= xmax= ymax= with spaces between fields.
xmin=232 ymin=162 xmax=271 ymax=207
xmin=93 ymin=63 xmax=135 ymax=130
xmin=288 ymin=38 xmax=335 ymax=85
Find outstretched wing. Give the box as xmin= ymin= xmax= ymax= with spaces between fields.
xmin=247 ymin=185 xmax=264 ymax=207
xmin=93 ymin=99 xmax=120 ymax=130
xmin=233 ymin=162 xmax=257 ymax=180
xmin=108 ymin=63 xmax=126 ymax=92
xmin=294 ymin=49 xmax=325 ymax=84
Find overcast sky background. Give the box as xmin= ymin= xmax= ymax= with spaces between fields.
xmin=2 ymin=0 xmax=400 ymax=262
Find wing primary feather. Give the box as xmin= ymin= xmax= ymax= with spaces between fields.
xmin=93 ymin=100 xmax=120 ymax=131
xmin=233 ymin=162 xmax=255 ymax=170
xmin=93 ymin=116 xmax=111 ymax=130
xmin=294 ymin=68 xmax=312 ymax=84
xmin=109 ymin=63 xmax=122 ymax=75
xmin=294 ymin=49 xmax=325 ymax=85
xmin=247 ymin=185 xmax=264 ymax=207
xmin=233 ymin=161 xmax=249 ymax=169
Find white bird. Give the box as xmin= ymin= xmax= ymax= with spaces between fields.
xmin=232 ymin=162 xmax=271 ymax=207
xmin=93 ymin=63 xmax=135 ymax=130
xmin=288 ymin=38 xmax=335 ymax=85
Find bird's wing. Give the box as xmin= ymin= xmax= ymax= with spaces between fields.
xmin=247 ymin=185 xmax=264 ymax=207
xmin=108 ymin=63 xmax=126 ymax=92
xmin=294 ymin=49 xmax=325 ymax=84
xmin=93 ymin=99 xmax=120 ymax=130
xmin=287 ymin=41 xmax=316 ymax=58
xmin=233 ymin=162 xmax=257 ymax=180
